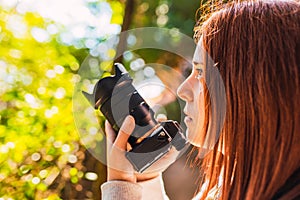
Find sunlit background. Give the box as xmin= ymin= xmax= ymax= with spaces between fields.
xmin=0 ymin=0 xmax=201 ymax=199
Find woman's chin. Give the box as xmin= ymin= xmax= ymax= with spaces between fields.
xmin=186 ymin=129 xmax=201 ymax=147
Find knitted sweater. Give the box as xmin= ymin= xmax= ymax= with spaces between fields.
xmin=101 ymin=174 xmax=222 ymax=200
xmin=101 ymin=175 xmax=169 ymax=200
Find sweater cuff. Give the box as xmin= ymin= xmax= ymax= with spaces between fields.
xmin=138 ymin=175 xmax=169 ymax=200
xmin=101 ymin=180 xmax=142 ymax=200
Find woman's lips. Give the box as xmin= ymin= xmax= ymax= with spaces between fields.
xmin=184 ymin=116 xmax=193 ymax=124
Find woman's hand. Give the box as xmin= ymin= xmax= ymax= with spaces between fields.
xmin=105 ymin=115 xmax=179 ymax=183
xmin=105 ymin=116 xmax=137 ymax=182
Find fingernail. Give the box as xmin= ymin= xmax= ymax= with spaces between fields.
xmin=120 ymin=115 xmax=135 ymax=134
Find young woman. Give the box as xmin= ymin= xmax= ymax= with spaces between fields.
xmin=101 ymin=0 xmax=300 ymax=199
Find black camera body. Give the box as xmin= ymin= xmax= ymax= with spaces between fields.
xmin=83 ymin=63 xmax=187 ymax=172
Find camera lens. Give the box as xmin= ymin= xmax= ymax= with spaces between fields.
xmin=83 ymin=63 xmax=158 ymax=147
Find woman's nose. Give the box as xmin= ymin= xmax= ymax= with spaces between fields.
xmin=177 ymin=78 xmax=193 ymax=102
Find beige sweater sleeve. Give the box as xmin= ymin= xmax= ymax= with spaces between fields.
xmin=101 ymin=180 xmax=142 ymax=200
xmin=101 ymin=175 xmax=169 ymax=200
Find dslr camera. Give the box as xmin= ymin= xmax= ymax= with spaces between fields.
xmin=83 ymin=63 xmax=187 ymax=173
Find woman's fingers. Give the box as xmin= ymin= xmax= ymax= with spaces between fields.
xmin=156 ymin=114 xmax=167 ymax=123
xmin=105 ymin=120 xmax=116 ymax=143
xmin=141 ymin=146 xmax=179 ymax=174
xmin=105 ymin=115 xmax=178 ymax=181
xmin=105 ymin=116 xmax=137 ymax=182
xmin=114 ymin=115 xmax=135 ymax=150
xmin=105 ymin=116 xmax=135 ymax=150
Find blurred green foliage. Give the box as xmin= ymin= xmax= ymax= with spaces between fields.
xmin=0 ymin=5 xmax=85 ymax=200
xmin=0 ymin=0 xmax=200 ymax=198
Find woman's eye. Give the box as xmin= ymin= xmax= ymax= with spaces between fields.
xmin=184 ymin=68 xmax=193 ymax=78
xmin=195 ymin=68 xmax=203 ymax=80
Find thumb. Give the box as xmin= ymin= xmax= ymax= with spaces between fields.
xmin=114 ymin=115 xmax=135 ymax=150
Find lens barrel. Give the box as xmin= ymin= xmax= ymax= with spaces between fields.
xmin=84 ymin=63 xmax=158 ymax=147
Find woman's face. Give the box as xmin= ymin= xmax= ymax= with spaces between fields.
xmin=177 ymin=40 xmax=205 ymax=147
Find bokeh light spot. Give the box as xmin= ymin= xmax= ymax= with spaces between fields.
xmin=85 ymin=172 xmax=98 ymax=181
xmin=31 ymin=152 xmax=41 ymax=161
xmin=68 ymin=155 xmax=78 ymax=163
xmin=54 ymin=65 xmax=65 ymax=74
xmin=62 ymin=144 xmax=70 ymax=152
xmin=46 ymin=70 xmax=56 ymax=78
xmin=54 ymin=87 xmax=66 ymax=99
xmin=32 ymin=177 xmax=40 ymax=185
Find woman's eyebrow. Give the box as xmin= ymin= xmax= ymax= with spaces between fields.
xmin=193 ymin=61 xmax=200 ymax=65
xmin=193 ymin=61 xmax=204 ymax=67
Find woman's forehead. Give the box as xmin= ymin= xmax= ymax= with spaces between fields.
xmin=193 ymin=38 xmax=204 ymax=65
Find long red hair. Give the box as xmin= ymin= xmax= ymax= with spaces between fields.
xmin=194 ymin=0 xmax=300 ymax=199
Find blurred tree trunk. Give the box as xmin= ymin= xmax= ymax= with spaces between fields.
xmin=62 ymin=0 xmax=137 ymax=199
xmin=115 ymin=0 xmax=136 ymax=63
